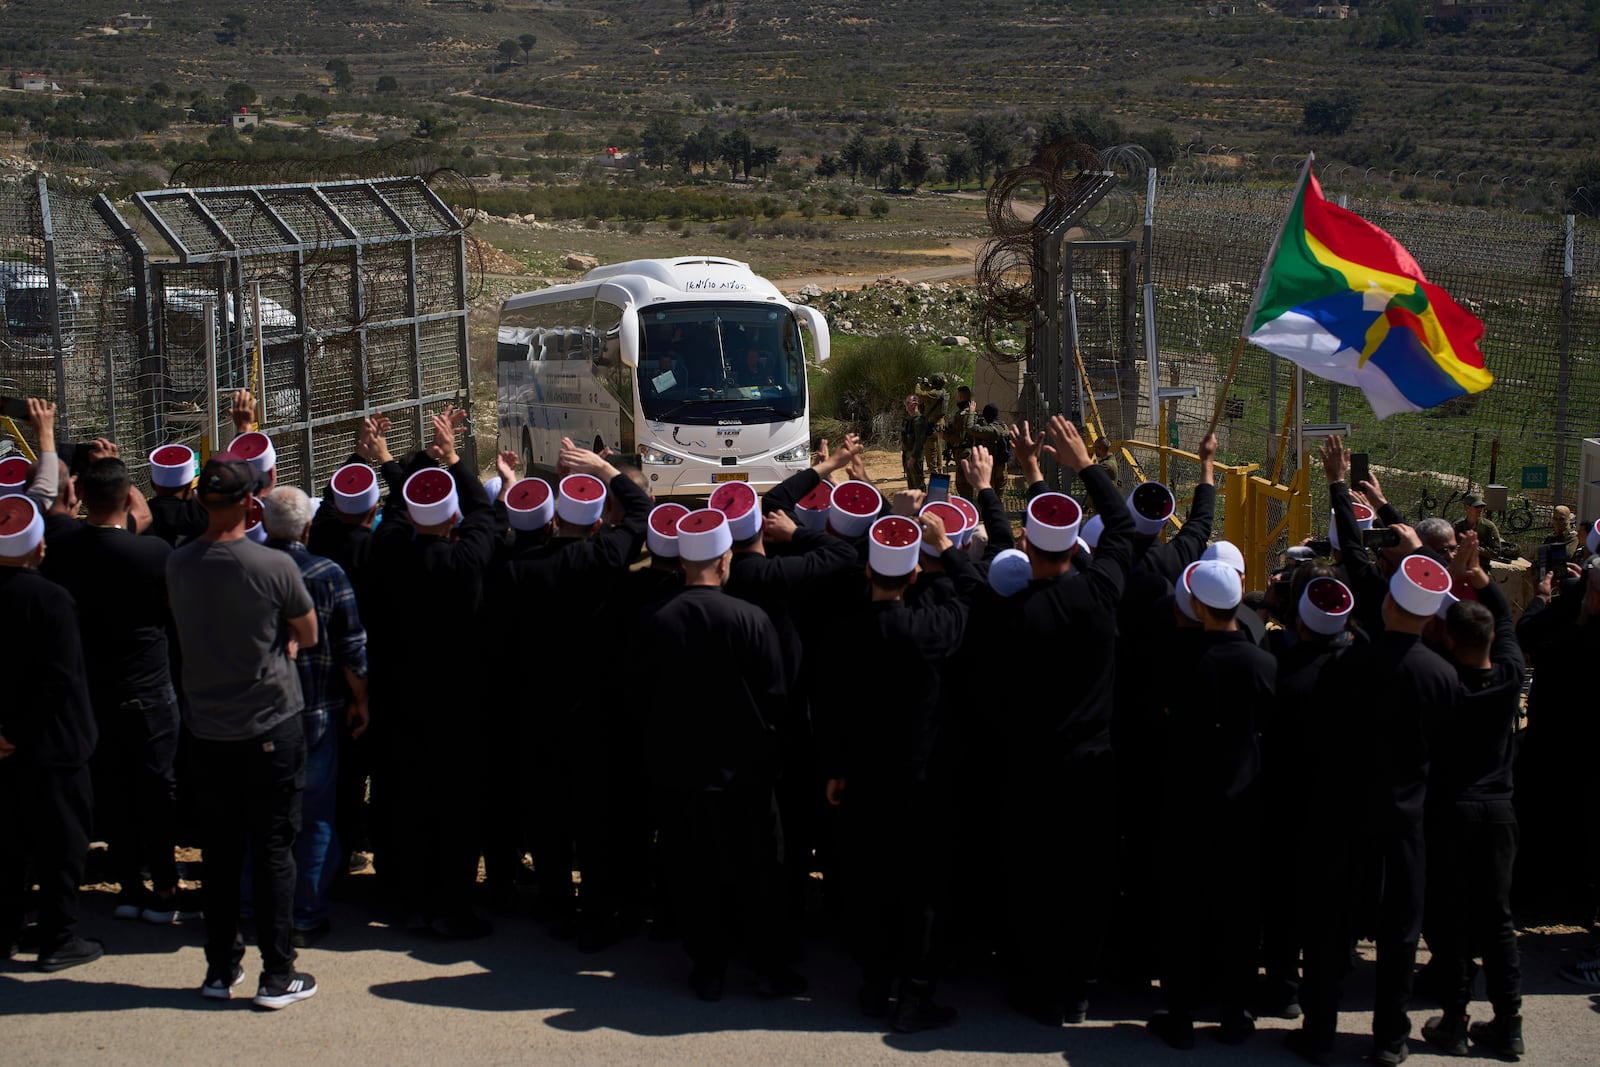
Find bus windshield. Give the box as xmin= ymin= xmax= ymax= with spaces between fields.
xmin=4 ymin=288 xmax=53 ymax=336
xmin=638 ymin=302 xmax=806 ymax=424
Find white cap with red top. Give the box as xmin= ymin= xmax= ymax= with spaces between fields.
xmin=1328 ymin=502 xmax=1375 ymax=552
xmin=1202 ymin=539 xmax=1246 ymax=575
xmin=1299 ymin=575 xmax=1355 ymax=635
xmin=1080 ymin=514 xmax=1104 ymax=551
xmin=676 ymin=508 xmax=732 ymax=562
xmin=245 ymin=496 xmax=268 ymax=543
xmin=829 ymin=480 xmax=882 ymax=538
xmin=709 ymin=481 xmax=762 ymax=542
xmin=331 ymin=463 xmax=380 ymax=515
xmin=918 ymin=501 xmax=967 ymax=557
xmin=950 ymin=495 xmax=980 ymax=547
xmin=403 ymin=467 xmax=459 ymax=527
xmin=557 ymin=473 xmax=607 ymax=526
xmin=1025 ymin=492 xmax=1082 ymax=553
xmin=794 ymin=480 xmax=833 ymax=532
xmin=1389 ymin=553 xmax=1453 ymax=617
xmin=868 ymin=515 xmax=922 ymax=577
xmin=150 ymin=444 xmax=198 ymax=489
xmin=506 ymin=477 xmax=554 ymax=532
xmin=647 ymin=502 xmax=690 ymax=558
xmin=1175 ymin=560 xmax=1202 ymax=622
xmin=0 ymin=495 xmax=44 ymax=556
xmin=228 ymin=431 xmax=276 ymax=477
xmin=0 ymin=455 xmax=30 ymax=497
xmin=1127 ymin=481 xmax=1175 ymax=537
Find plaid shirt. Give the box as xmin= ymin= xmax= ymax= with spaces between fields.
xmin=267 ymin=538 xmax=368 ymax=718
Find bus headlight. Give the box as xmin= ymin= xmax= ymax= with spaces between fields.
xmin=640 ymin=446 xmax=683 ymax=465
xmin=774 ymin=443 xmax=809 ymax=463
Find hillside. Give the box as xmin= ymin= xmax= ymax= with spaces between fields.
xmin=1 ymin=0 xmax=1596 ymax=200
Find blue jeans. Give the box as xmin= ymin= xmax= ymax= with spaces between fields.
xmin=293 ymin=709 xmax=340 ymax=928
xmin=242 ymin=709 xmax=339 ymax=930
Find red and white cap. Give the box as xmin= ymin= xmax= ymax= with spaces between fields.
xmin=557 ymin=473 xmax=606 ymax=526
xmin=0 ymin=455 xmax=30 ymax=497
xmin=1189 ymin=559 xmax=1242 ymax=611
xmin=0 ymin=495 xmax=44 ymax=556
xmin=506 ymin=477 xmax=555 ymax=532
xmin=1328 ymin=502 xmax=1375 ymax=552
xmin=1175 ymin=560 xmax=1202 ymax=622
xmin=950 ymin=495 xmax=980 ymax=547
xmin=403 ymin=467 xmax=459 ymax=527
xmin=647 ymin=502 xmax=690 ymax=558
xmin=868 ymin=515 xmax=921 ymax=577
xmin=709 ymin=481 xmax=762 ymax=541
xmin=331 ymin=463 xmax=380 ymax=515
xmin=987 ymin=547 xmax=1032 ymax=597
xmin=676 ymin=507 xmax=732 ymax=562
xmin=245 ymin=496 xmax=268 ymax=543
xmin=1127 ymin=481 xmax=1175 ymax=536
xmin=1587 ymin=518 xmax=1600 ymax=556
xmin=1434 ymin=587 xmax=1461 ymax=620
xmin=1026 ymin=492 xmax=1082 ymax=553
xmin=919 ymin=501 xmax=967 ymax=556
xmin=150 ymin=443 xmax=197 ymax=489
xmin=1202 ymin=539 xmax=1246 ymax=575
xmin=794 ymin=480 xmax=833 ymax=532
xmin=829 ymin=480 xmax=882 ymax=538
xmin=1389 ymin=553 xmax=1453 ymax=617
xmin=1299 ymin=575 xmax=1355 ymax=635
xmin=228 ymin=431 xmax=276 ymax=477
xmin=1080 ymin=513 xmax=1104 ymax=551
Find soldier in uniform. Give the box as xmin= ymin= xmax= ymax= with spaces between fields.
xmin=899 ymin=395 xmax=926 ymax=491
xmin=1541 ymin=505 xmax=1580 ymax=561
xmin=915 ymin=375 xmax=954 ymax=483
xmin=1454 ymin=492 xmax=1503 ymax=557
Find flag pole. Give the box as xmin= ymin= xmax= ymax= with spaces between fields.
xmin=1205 ymin=152 xmax=1316 ymax=438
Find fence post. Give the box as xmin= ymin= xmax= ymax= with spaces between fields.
xmin=1552 ymin=213 xmax=1575 ymax=507
xmin=203 ymin=300 xmax=219 ymax=461
xmin=36 ymin=177 xmax=68 ymax=437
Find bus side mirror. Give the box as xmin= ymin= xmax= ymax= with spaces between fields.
xmin=792 ymin=304 xmax=830 ymax=364
xmin=618 ymin=311 xmax=639 ymax=367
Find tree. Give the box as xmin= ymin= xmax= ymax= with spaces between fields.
xmin=861 ymin=140 xmax=886 ymax=187
xmin=965 ymin=116 xmax=1008 ymax=188
xmin=518 ymin=33 xmax=538 ymax=63
xmin=326 ymin=59 xmax=353 ymax=91
xmin=639 ymin=114 xmax=681 ymax=169
xmin=1137 ymin=127 xmax=1179 ymax=168
xmin=814 ymin=154 xmax=840 ymax=180
xmin=869 ymin=197 xmax=890 ymax=219
xmin=721 ymin=127 xmax=752 ymax=179
xmin=223 ymin=82 xmax=256 ymax=111
xmin=1303 ymin=93 xmax=1357 ymax=136
xmin=375 ymin=75 xmax=399 ymax=93
xmin=944 ymin=145 xmax=974 ymax=191
xmin=841 ymin=133 xmax=867 ymax=184
xmin=1374 ymin=0 xmax=1424 ymax=49
xmin=1565 ymin=154 xmax=1600 ymax=217
xmin=497 ymin=39 xmax=521 ymax=65
xmin=751 ymin=142 xmax=780 ymax=180
xmin=904 ymin=138 xmax=931 ymax=189
xmin=221 ymin=12 xmax=247 ymax=45
xmin=1069 ymin=110 xmax=1126 ymax=149
xmin=680 ymin=123 xmax=721 ymax=175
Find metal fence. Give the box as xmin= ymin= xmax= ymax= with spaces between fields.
xmin=0 ymin=175 xmax=473 ymax=494
xmin=1028 ymin=163 xmax=1599 ymax=553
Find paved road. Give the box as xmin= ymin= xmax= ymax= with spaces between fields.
xmin=5 ymin=892 xmax=1597 ymax=1065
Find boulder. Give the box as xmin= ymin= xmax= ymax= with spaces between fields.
xmin=941 ymin=335 xmax=971 ymax=347
xmin=565 ymin=253 xmax=599 ymax=272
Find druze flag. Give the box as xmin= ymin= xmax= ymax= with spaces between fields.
xmin=1244 ymin=157 xmax=1492 ymax=419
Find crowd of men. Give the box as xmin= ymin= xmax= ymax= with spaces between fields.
xmin=2 ymin=390 xmax=1598 ymax=1062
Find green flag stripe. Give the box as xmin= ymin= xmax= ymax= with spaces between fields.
xmin=1250 ymin=181 xmax=1351 ymax=332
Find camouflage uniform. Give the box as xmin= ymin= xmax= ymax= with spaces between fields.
xmin=916 ymin=375 xmax=953 ymax=482
xmin=900 ymin=410 xmax=928 ymax=490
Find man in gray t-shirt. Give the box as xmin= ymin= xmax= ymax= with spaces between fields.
xmin=166 ymin=452 xmax=322 ymax=1010
xmin=168 ymin=536 xmax=313 ymax=741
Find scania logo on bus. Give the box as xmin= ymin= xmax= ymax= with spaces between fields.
xmin=684 ymin=278 xmax=748 ymax=291
xmin=718 ymin=419 xmax=742 ymax=426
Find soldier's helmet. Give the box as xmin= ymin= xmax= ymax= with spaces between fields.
xmin=928 ymin=373 xmax=946 ymax=389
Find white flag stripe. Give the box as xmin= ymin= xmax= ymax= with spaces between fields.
xmin=1247 ymin=311 xmax=1422 ymax=420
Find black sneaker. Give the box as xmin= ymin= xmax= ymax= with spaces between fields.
xmin=253 ymin=970 xmax=318 ymax=1010
xmin=201 ymin=964 xmax=245 ymax=1000
xmin=1468 ymin=1015 xmax=1525 ymax=1060
xmin=1422 ymin=1013 xmax=1469 ymax=1056
xmin=1148 ymin=1010 xmax=1196 ymax=1050
xmin=291 ymin=919 xmax=331 ymax=948
xmin=1371 ymin=1037 xmax=1410 ymax=1065
xmin=36 ymin=936 xmax=103 ymax=973
xmin=1218 ymin=1009 xmax=1257 ymax=1046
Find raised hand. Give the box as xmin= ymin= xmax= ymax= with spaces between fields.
xmin=960 ymin=444 xmax=994 ymax=489
xmin=920 ymin=509 xmax=952 ymax=554
xmin=1043 ymin=414 xmax=1091 ymax=473
xmin=764 ymin=508 xmax=797 ymax=544
xmin=494 ymin=449 xmax=519 ymax=492
xmin=230 ymin=389 xmax=256 ymax=435
xmin=1319 ymin=434 xmax=1348 ymax=484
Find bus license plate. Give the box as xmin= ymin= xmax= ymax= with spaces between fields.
xmin=713 ymin=472 xmax=748 ymax=483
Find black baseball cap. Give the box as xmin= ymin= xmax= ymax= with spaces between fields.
xmin=197 ymin=452 xmax=258 ymax=504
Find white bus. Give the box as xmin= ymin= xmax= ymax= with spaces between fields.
xmin=496 ymin=257 xmax=830 ymax=499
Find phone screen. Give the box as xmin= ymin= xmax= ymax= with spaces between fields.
xmin=1350 ymin=452 xmax=1370 ymax=489
xmin=926 ymin=473 xmax=950 ymax=504
xmin=0 ymin=396 xmax=30 ymax=420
